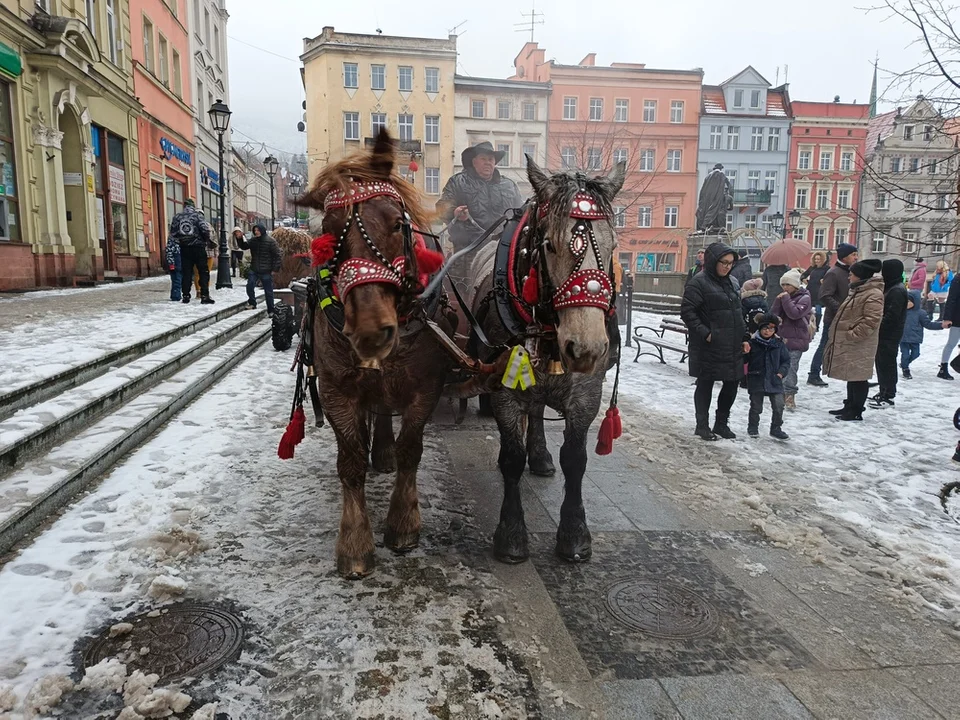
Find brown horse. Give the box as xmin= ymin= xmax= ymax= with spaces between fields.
xmin=295 ymin=131 xmax=457 ymax=578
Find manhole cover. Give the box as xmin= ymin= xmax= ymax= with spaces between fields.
xmin=605 ymin=579 xmax=719 ymax=639
xmin=83 ymin=603 xmax=243 ymax=683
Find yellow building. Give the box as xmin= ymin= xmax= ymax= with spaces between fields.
xmin=300 ymin=26 xmax=456 ymax=203
xmin=0 ymin=0 xmax=144 ymax=290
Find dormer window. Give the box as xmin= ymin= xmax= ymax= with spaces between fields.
xmin=733 ymin=89 xmax=743 ymax=108
xmin=750 ymin=89 xmax=761 ymax=109
xmin=903 ymin=124 xmax=915 ymax=141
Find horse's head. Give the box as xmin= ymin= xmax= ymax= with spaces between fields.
xmin=526 ymin=156 xmax=626 ymax=374
xmin=297 ymin=130 xmax=429 ymax=364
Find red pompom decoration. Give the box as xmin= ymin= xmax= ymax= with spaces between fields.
xmin=278 ymin=406 xmax=306 ymax=460
xmin=522 ymin=267 xmax=539 ymax=304
xmin=310 ymin=233 xmax=336 ymax=267
xmin=595 ymin=407 xmax=620 ymax=455
xmin=414 ymin=245 xmax=444 ymax=276
xmin=408 ymin=160 xmax=419 ymax=173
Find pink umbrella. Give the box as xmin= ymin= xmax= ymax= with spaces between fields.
xmin=761 ymin=239 xmax=813 ymax=268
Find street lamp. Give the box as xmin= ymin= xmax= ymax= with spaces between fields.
xmin=770 ymin=209 xmax=802 ymax=239
xmin=289 ymin=176 xmax=302 ymax=227
xmin=264 ymin=155 xmax=279 ymax=229
xmin=208 ymin=99 xmax=232 ymax=290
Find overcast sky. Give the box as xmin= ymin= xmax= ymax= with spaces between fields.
xmin=225 ymin=0 xmax=931 ymax=160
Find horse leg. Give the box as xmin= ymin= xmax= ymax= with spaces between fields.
xmin=493 ymin=393 xmax=529 ymax=563
xmin=384 ymin=398 xmax=433 ymax=553
xmin=556 ymin=388 xmax=601 ymax=561
xmin=370 ymin=405 xmax=396 ymax=474
xmin=329 ymin=401 xmax=376 ymax=579
xmin=526 ymin=403 xmax=555 ymax=477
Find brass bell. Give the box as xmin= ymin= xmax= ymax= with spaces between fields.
xmin=547 ymin=360 xmax=565 ymax=375
xmin=359 ymin=358 xmax=382 ymax=371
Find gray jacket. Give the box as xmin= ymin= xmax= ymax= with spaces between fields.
xmin=436 ymin=168 xmax=523 ymax=250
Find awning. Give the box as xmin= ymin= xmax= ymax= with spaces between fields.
xmin=0 ymin=42 xmax=22 ymax=78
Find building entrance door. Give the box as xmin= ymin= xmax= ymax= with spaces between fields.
xmin=59 ymin=109 xmax=97 ymax=274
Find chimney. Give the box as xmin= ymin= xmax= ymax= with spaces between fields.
xmin=579 ymin=53 xmax=596 ymax=67
xmin=834 ymin=95 xmax=841 ymax=103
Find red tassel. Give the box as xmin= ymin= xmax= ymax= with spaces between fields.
xmin=277 ymin=406 xmax=306 ymax=460
xmin=610 ymin=406 xmax=622 ymax=439
xmin=413 ymin=245 xmax=445 ymax=275
xmin=522 ymin=267 xmax=539 ymax=304
xmin=310 ymin=233 xmax=337 ymax=267
xmin=596 ymin=408 xmax=616 ymax=455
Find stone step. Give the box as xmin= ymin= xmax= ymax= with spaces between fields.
xmin=0 ymin=321 xmax=271 ymax=556
xmin=0 ymin=309 xmax=267 ymax=474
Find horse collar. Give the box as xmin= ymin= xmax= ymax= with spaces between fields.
xmin=323 ymin=181 xmax=403 ymax=212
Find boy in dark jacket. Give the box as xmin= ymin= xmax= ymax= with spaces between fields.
xmin=899 ymin=289 xmax=943 ymax=379
xmin=746 ymin=313 xmax=791 ymax=440
xmin=164 ymin=238 xmax=181 ymax=302
xmin=871 ymin=259 xmax=909 ymax=408
xmin=237 ymin=225 xmax=282 ymax=313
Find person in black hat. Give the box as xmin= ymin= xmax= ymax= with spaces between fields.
xmin=437 ymin=141 xmax=523 ymax=295
xmin=807 ymin=241 xmax=859 ymax=386
xmin=869 ymin=258 xmax=908 ymax=408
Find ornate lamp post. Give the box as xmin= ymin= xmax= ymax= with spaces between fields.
xmin=208 ymin=99 xmax=232 ymax=290
xmin=289 ymin=176 xmax=302 ymax=227
xmin=770 ymin=209 xmax=802 ymax=239
xmin=264 ymin=155 xmax=279 ymax=229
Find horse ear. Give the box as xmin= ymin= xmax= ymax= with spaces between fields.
xmin=295 ymin=178 xmax=325 ymax=210
xmin=371 ymin=128 xmax=395 ymax=179
xmin=526 ymin=154 xmax=548 ymax=196
xmin=597 ymin=161 xmax=626 ymax=201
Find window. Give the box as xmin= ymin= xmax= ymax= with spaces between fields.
xmin=726 ymin=214 xmax=734 ymax=232
xmin=929 ymin=159 xmax=940 ymax=175
xmin=86 ymin=0 xmax=96 ymax=38
xmin=171 ymin=49 xmax=181 ymax=97
xmin=890 ymin=157 xmax=902 ymax=173
xmin=841 ymin=151 xmax=854 ymax=171
xmin=614 ymin=99 xmax=628 ymax=122
xmin=563 ymin=96 xmax=578 ymax=120
xmin=106 ymin=0 xmax=118 ymax=64
xmin=750 ymin=89 xmax=761 ymax=108
xmin=817 ymin=188 xmax=830 ymax=210
xmin=819 ymin=150 xmax=833 ymax=171
xmin=639 ymin=149 xmax=655 ymax=172
xmin=371 ymin=64 xmax=385 ymax=91
xmin=751 ymin=127 xmax=764 ymax=151
xmin=203 ymin=9 xmax=210 ymax=44
xmin=0 ymin=82 xmax=20 ymax=241
xmin=767 ymin=127 xmax=781 ymax=152
xmin=906 ymin=192 xmax=918 ymax=210
xmin=371 ymin=113 xmax=387 ymax=135
xmin=835 ymin=228 xmax=848 ymax=247
xmin=613 ymin=206 xmax=626 ymax=228
xmin=638 ymin=206 xmax=652 ymax=227
xmin=664 ymin=206 xmax=678 ymax=228
xmin=498 ymin=100 xmax=511 ymax=120
xmin=670 ymin=101 xmax=684 ymax=123
xmin=399 ymin=66 xmax=413 ymax=92
xmin=872 ymin=231 xmax=886 ymax=253
xmin=561 ymin=147 xmax=576 ymax=168
xmin=424 ymin=116 xmax=439 ymax=144
xmin=761 ymin=214 xmax=772 ymax=230
xmin=709 ymin=125 xmax=723 ymax=150
xmin=613 ymin=148 xmax=627 ymax=165
xmin=933 ymin=233 xmax=947 ymax=253
xmin=910 ymin=157 xmax=921 ymax=174
xmin=745 ymin=213 xmax=758 ymax=229
xmin=902 ymin=231 xmax=916 ymax=254
xmin=142 ymin=17 xmax=155 ymax=72
xmin=471 ymin=100 xmax=485 ymax=118
xmin=587 ymin=147 xmax=602 ymax=170
xmin=666 ymin=149 xmax=682 ymax=172
xmin=924 ymin=125 xmax=934 ymax=141
xmin=937 ymin=193 xmax=950 ymax=210
xmin=344 ymin=112 xmax=360 ymax=140
xmin=726 ymin=126 xmax=740 ymax=150
xmin=725 ymin=169 xmax=737 ymax=187
xmin=796 ymin=187 xmax=809 ymax=209
xmin=589 ymin=98 xmax=603 ymax=121
xmin=747 ymin=170 xmax=760 ymax=190
xmin=764 ymin=171 xmax=777 ymax=193
xmin=522 ymin=143 xmax=537 ymax=161
xmin=398 ymin=114 xmax=413 ymax=141
xmin=106 ymin=133 xmax=128 ymax=254
xmin=813 ymin=228 xmax=826 ymax=249
xmin=733 ymin=89 xmax=743 ymax=108
xmin=876 ymin=191 xmax=888 ymax=209
xmin=498 ymin=144 xmax=512 ymax=167
xmin=213 ymin=25 xmax=220 ymax=65
xmin=425 ymin=168 xmax=440 ymax=195
xmin=196 ymin=79 xmax=203 ymax=120
xmin=903 ymin=124 xmax=914 ymax=141
xmin=522 ymin=102 xmax=536 ymax=121
xmin=165 ymin=177 xmax=185 ymax=242
xmin=157 ymin=35 xmax=169 ymax=86
xmin=642 ymin=100 xmax=656 ymax=123
xmin=792 ymin=227 xmax=806 ymax=241
xmin=837 ymin=189 xmax=850 ymax=209
xmin=425 ymin=67 xmax=439 ymax=93
xmin=798 ymin=149 xmax=812 ymax=170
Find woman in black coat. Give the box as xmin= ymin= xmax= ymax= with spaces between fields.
xmin=800 ymin=251 xmax=829 ymax=330
xmin=681 ymin=241 xmax=752 ymax=441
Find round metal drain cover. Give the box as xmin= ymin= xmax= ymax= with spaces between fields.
xmin=605 ymin=579 xmax=719 ymax=639
xmin=83 ymin=603 xmax=243 ymax=683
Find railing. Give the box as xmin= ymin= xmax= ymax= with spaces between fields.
xmin=732 ymin=189 xmax=772 ymax=206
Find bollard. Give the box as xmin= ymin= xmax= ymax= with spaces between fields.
xmin=624 ymin=273 xmax=634 ymax=348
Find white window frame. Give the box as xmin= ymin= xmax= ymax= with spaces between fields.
xmin=424 ymin=115 xmax=439 ymax=145
xmin=834 ymin=228 xmax=848 ymax=248
xmin=837 ymin=189 xmax=850 ymax=209
xmin=425 ymin=168 xmax=440 ymax=195
xmin=563 ymin=96 xmax=578 ymax=120
xmin=937 ymin=193 xmax=950 ymax=210
xmin=933 ymin=233 xmax=947 ymax=254
xmin=614 ymin=99 xmax=628 ymax=122
xmin=522 ymin=143 xmax=537 ymax=161
xmin=664 ymin=206 xmax=679 ymax=228
xmin=798 ymin=149 xmax=812 ymax=170
xmin=613 ymin=206 xmax=626 ymax=228
xmin=471 ymin=100 xmax=485 ymax=118
xmin=840 ymin=151 xmax=854 ymax=171
xmin=767 ymin=127 xmax=781 ymax=152
xmin=924 ymin=125 xmax=934 ymax=141
xmin=793 ymin=227 xmax=806 ymax=241
xmin=522 ymin=102 xmax=537 ymax=121
xmin=876 ymin=192 xmax=888 ymax=209
xmin=745 ymin=213 xmax=758 ymax=229
xmin=497 ymin=143 xmax=511 ymax=167
xmin=890 ymin=157 xmax=902 ymax=173
xmin=726 ymin=126 xmax=740 ymax=150
xmin=344 ymin=111 xmax=360 ymax=141
xmin=795 ymin=187 xmax=809 ymax=209
xmin=561 ymin=147 xmax=576 ymax=168
xmin=903 ymin=124 xmax=915 ymax=141
xmin=425 ymin=67 xmax=439 ymax=93
xmin=343 ymin=62 xmax=358 ymax=89
xmin=709 ymin=125 xmax=722 ymax=150
xmin=371 ymin=64 xmax=386 ymax=91
xmin=106 ymin=0 xmax=118 ymax=64
xmin=397 ymin=113 xmax=414 ymax=141
xmin=498 ymin=100 xmax=511 ymax=120
xmin=589 ymin=97 xmax=603 ymax=122
xmin=750 ymin=89 xmax=761 ymax=108
xmin=872 ymin=231 xmax=887 ymax=253
xmin=751 ymin=127 xmax=764 ymax=151
xmin=747 ymin=170 xmax=760 ymax=190
xmin=613 ymin=148 xmax=628 ymax=165
xmin=909 ymin=157 xmax=921 ymax=174
xmin=813 ymin=228 xmax=827 ymax=250
xmin=670 ymin=100 xmax=684 ymax=123
xmin=642 ymin=100 xmax=656 ymax=123
xmin=816 ymin=188 xmax=830 ymax=210
xmin=639 ymin=149 xmax=655 ymax=172
xmin=733 ymin=89 xmax=743 ymax=108
xmin=398 ymin=66 xmax=413 ymax=92
xmin=371 ymin=113 xmax=387 ymax=135
xmin=586 ymin=147 xmax=602 ymax=170
xmin=906 ymin=192 xmax=919 ymax=210
xmin=902 ymin=231 xmax=916 ymax=254
xmin=666 ymin=149 xmax=681 ymax=172
xmin=638 ymin=206 xmax=652 ymax=228
xmin=764 ymin=171 xmax=777 ymax=193
xmin=819 ymin=150 xmax=833 ymax=171
xmin=143 ymin=16 xmax=155 ymax=73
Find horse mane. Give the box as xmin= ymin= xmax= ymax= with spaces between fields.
xmin=534 ymin=169 xmax=615 ymax=242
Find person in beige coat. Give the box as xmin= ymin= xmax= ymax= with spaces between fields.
xmin=823 ymin=259 xmax=884 ymax=421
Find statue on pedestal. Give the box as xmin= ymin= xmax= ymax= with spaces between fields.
xmin=695 ymin=164 xmax=733 ymax=233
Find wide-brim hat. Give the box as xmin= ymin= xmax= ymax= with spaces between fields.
xmin=462 ymin=141 xmax=505 ymax=167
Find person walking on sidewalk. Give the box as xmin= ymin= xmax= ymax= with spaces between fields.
xmin=899 ymin=289 xmax=943 ymax=379
xmin=771 ymin=268 xmax=813 ymax=410
xmin=170 ymin=199 xmax=215 ymax=305
xmin=238 ymin=224 xmax=281 ymax=313
xmin=870 ymin=259 xmax=908 ymax=408
xmin=808 ymin=242 xmax=859 ymax=387
xmin=823 ymin=260 xmax=884 ymax=421
xmin=938 ymin=272 xmax=960 ymax=379
xmin=908 ymin=257 xmax=928 ymax=292
xmin=930 ymin=261 xmax=954 ymax=319
xmin=800 ymin=251 xmax=828 ymax=330
xmin=745 ymin=313 xmax=791 ymax=440
xmin=681 ymin=241 xmax=751 ymax=441
xmin=164 ymin=236 xmax=181 ymax=302
xmin=229 ymin=227 xmax=245 ymax=278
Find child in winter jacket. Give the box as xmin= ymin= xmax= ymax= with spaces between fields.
xmin=164 ymin=239 xmax=181 ymax=302
xmin=741 ymin=278 xmax=769 ymax=333
xmin=900 ymin=289 xmax=943 ymax=378
xmin=746 ymin=313 xmax=792 ymax=440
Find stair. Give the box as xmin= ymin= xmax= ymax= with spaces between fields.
xmin=0 ymin=305 xmax=272 ymax=556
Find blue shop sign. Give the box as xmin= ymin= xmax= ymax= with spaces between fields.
xmin=201 ymin=166 xmax=221 ymax=193
xmin=160 ymin=138 xmax=191 ymax=166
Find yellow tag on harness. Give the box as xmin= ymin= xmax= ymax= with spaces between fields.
xmin=501 ymin=346 xmax=537 ymax=390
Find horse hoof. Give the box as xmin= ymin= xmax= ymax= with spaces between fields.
xmin=384 ymin=528 xmax=420 ymax=554
xmin=371 ymin=455 xmax=396 ymax=474
xmin=556 ymin=523 xmax=592 ymax=562
xmin=528 ymin=455 xmax=556 ymax=477
xmin=493 ymin=522 xmax=529 ymax=564
xmin=337 ymin=551 xmax=376 ymax=579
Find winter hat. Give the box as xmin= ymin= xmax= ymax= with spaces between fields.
xmin=780 ymin=268 xmax=803 ymax=289
xmin=850 ymin=259 xmax=883 ymax=280
xmin=741 ymin=277 xmax=763 ymax=294
xmin=881 ymin=258 xmax=905 ymax=289
xmin=836 ymin=242 xmax=857 ymax=261
xmin=755 ymin=313 xmax=780 ymax=330
xmin=233 ymin=226 xmax=242 ymax=233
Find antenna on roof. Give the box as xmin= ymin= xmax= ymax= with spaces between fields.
xmin=448 ymin=20 xmax=468 ymax=36
xmin=514 ymin=1 xmax=545 ymax=42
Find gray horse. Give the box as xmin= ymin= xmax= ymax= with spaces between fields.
xmin=469 ymin=157 xmax=626 ymax=563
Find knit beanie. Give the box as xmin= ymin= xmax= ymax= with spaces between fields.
xmin=836 ymin=243 xmax=857 ymax=261
xmin=780 ymin=268 xmax=803 ymax=289
xmin=850 ymin=259 xmax=883 ymax=280
xmin=741 ymin=277 xmax=763 ymax=294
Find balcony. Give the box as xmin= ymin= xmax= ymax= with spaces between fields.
xmin=732 ymin=189 xmax=772 ymax=207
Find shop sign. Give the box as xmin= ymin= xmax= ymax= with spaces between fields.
xmin=64 ymin=172 xmax=83 ymax=186
xmin=201 ymin=166 xmax=221 ymax=193
xmin=160 ymin=138 xmax=192 ymax=166
xmin=109 ymin=166 xmax=126 ymax=204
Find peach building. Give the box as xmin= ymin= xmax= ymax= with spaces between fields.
xmin=512 ymin=43 xmax=703 ymax=273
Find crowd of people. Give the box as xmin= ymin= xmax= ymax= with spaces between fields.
xmin=680 ymin=241 xmax=960 ymax=441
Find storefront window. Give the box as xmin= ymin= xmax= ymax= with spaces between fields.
xmin=106 ymin=133 xmax=127 ymax=254
xmin=0 ymin=80 xmax=19 ymax=241
xmin=201 ymin=186 xmax=219 ymax=230
xmin=165 ymin=177 xmax=185 ymax=227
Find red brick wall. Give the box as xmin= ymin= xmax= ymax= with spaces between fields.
xmin=0 ymin=243 xmax=36 ymax=291
xmin=34 ymin=250 xmax=77 ymax=288
xmin=115 ymin=255 xmax=149 ymax=278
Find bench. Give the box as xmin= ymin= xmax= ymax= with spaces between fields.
xmin=632 ymin=325 xmax=689 ymax=364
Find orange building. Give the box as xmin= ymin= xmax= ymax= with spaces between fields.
xmin=512 ymin=43 xmax=703 ymax=273
xmin=131 ymin=0 xmax=196 ymax=273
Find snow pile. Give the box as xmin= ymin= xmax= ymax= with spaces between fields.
xmin=147 ymin=574 xmax=187 ymax=599
xmin=121 ymin=670 xmax=192 ymax=718
xmin=78 ymin=658 xmax=127 ymax=694
xmin=23 ymin=674 xmax=73 ymax=717
xmin=0 ymin=686 xmax=16 ymax=712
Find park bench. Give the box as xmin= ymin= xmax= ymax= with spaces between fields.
xmin=632 ymin=321 xmax=689 ymax=364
